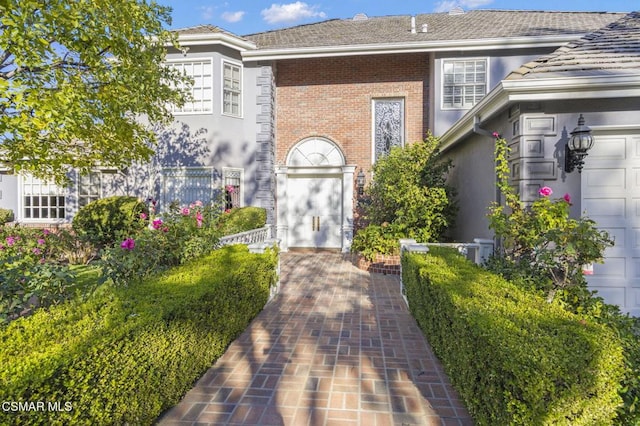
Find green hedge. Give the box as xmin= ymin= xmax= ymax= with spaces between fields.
xmin=0 ymin=245 xmax=278 ymax=425
xmin=218 ymin=206 xmax=267 ymax=235
xmin=402 ymin=247 xmax=625 ymax=425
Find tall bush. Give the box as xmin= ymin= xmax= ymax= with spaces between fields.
xmin=352 ymin=133 xmax=456 ymax=258
xmin=72 ymin=196 xmax=148 ymax=249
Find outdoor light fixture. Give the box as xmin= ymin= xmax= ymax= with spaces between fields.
xmin=356 ymin=169 xmax=365 ymax=196
xmin=564 ymin=114 xmax=594 ymax=174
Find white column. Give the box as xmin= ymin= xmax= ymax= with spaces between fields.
xmin=341 ymin=165 xmax=356 ymax=253
xmin=275 ymin=166 xmax=289 ymax=252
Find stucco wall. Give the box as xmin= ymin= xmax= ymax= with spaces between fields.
xmin=431 ymin=48 xmax=557 ymax=137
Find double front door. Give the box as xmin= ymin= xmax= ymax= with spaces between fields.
xmin=287 ymin=175 xmax=342 ymax=249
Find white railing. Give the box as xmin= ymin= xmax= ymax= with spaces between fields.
xmin=218 ymin=225 xmax=271 ymax=247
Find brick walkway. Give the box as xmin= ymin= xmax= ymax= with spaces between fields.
xmin=158 ymin=252 xmax=473 ymax=425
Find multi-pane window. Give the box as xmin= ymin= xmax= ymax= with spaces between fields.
xmin=78 ymin=172 xmax=102 ymax=208
xmin=442 ymin=59 xmax=487 ymax=109
xmin=22 ymin=175 xmax=66 ymax=220
xmin=223 ymin=167 xmax=243 ymax=209
xmin=166 ymin=59 xmax=213 ymax=114
xmin=373 ymin=99 xmax=405 ymax=162
xmin=223 ymin=61 xmax=242 ymax=117
xmin=162 ymin=167 xmax=214 ymax=209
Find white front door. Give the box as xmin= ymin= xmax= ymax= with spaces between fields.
xmin=287 ymin=176 xmax=342 ymax=248
xmin=582 ymin=131 xmax=640 ymax=316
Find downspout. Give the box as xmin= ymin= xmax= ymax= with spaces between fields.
xmin=472 ymin=115 xmax=502 ymax=252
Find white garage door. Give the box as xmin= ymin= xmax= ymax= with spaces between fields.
xmin=582 ymin=131 xmax=640 ymax=316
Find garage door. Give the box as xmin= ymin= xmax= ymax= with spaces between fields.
xmin=582 ymin=131 xmax=640 ymax=316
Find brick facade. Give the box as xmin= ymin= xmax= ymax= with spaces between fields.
xmin=275 ymin=53 xmax=430 ymax=178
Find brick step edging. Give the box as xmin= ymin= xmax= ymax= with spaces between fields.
xmin=353 ymin=253 xmax=401 ymax=275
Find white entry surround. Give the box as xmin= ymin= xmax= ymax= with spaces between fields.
xmin=276 ymin=137 xmax=356 ymax=252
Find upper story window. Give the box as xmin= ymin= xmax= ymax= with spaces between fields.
xmin=222 ymin=61 xmax=242 ymax=117
xmin=166 ymin=59 xmax=213 ymax=114
xmin=373 ymin=98 xmax=405 ymax=162
xmin=442 ymin=59 xmax=487 ymax=109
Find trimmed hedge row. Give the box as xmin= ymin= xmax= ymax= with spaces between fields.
xmin=0 ymin=245 xmax=278 ymax=425
xmin=402 ymin=247 xmax=625 ymax=425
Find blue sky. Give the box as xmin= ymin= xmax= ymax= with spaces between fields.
xmin=158 ymin=1 xmax=633 ymax=36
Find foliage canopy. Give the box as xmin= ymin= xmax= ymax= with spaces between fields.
xmin=0 ymin=0 xmax=189 ymax=182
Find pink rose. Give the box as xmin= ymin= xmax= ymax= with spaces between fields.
xmin=563 ymin=193 xmax=571 ymax=203
xmin=152 ymin=218 xmax=163 ymax=230
xmin=181 ymin=207 xmax=190 ymax=216
xmin=538 ymin=186 xmax=553 ymax=197
xmin=120 ymin=238 xmax=135 ymax=250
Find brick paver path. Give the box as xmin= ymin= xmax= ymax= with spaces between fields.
xmin=158 ymin=252 xmax=473 ymax=425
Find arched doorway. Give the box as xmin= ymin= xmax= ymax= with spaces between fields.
xmin=276 ymin=137 xmax=355 ymax=251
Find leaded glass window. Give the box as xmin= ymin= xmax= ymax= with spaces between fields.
xmin=373 ymin=99 xmax=404 ymax=161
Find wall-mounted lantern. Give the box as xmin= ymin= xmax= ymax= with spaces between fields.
xmin=564 ymin=114 xmax=594 ymax=173
xmin=356 ymin=169 xmax=365 ymax=196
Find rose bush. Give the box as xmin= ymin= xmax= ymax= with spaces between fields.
xmin=100 ymin=199 xmax=223 ymax=286
xmin=0 ymin=227 xmax=75 ymax=324
xmin=488 ymin=136 xmax=613 ymax=302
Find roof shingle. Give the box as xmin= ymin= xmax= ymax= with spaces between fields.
xmin=243 ymin=10 xmax=626 ymax=50
xmin=507 ymin=11 xmax=640 ymax=78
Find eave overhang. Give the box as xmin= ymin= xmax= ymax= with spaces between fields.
xmin=242 ymin=35 xmax=583 ymax=61
xmin=439 ymin=73 xmax=640 ymax=152
xmin=169 ymin=33 xmax=257 ymax=52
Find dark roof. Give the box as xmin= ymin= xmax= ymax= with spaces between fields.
xmin=243 ymin=10 xmax=626 ymax=50
xmin=507 ymin=11 xmax=640 ymax=78
xmin=173 ymin=24 xmax=223 ymax=35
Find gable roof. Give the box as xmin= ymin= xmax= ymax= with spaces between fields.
xmin=170 ymin=24 xmax=255 ymax=51
xmin=507 ymin=11 xmax=640 ymax=78
xmin=244 ymin=10 xmax=624 ymax=49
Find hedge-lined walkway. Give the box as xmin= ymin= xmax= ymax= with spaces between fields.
xmin=158 ymin=252 xmax=472 ymax=425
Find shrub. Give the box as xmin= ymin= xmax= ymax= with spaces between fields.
xmin=488 ymin=136 xmax=613 ymax=302
xmin=72 ymin=196 xmax=148 ymax=249
xmin=350 ymin=223 xmax=403 ymax=261
xmin=0 ymin=227 xmax=76 ymax=324
xmin=403 ymin=247 xmax=625 ymax=425
xmin=218 ymin=206 xmax=267 ymax=235
xmin=0 ymin=245 xmax=278 ymax=425
xmin=353 ymin=133 xmax=456 ymax=256
xmin=100 ymin=201 xmax=222 ymax=286
xmin=0 ymin=208 xmax=14 ymax=224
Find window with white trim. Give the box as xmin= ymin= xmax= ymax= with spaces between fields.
xmin=222 ymin=61 xmax=242 ymax=117
xmin=166 ymin=59 xmax=213 ymax=114
xmin=223 ymin=167 xmax=243 ymax=209
xmin=442 ymin=59 xmax=487 ymax=109
xmin=373 ymin=98 xmax=405 ymax=162
xmin=22 ymin=175 xmax=66 ymax=220
xmin=77 ymin=172 xmax=102 ymax=208
xmin=162 ymin=167 xmax=214 ymax=209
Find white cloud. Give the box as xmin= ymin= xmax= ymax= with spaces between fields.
xmin=261 ymin=2 xmax=327 ymax=25
xmin=222 ymin=11 xmax=245 ymax=23
xmin=434 ymin=0 xmax=494 ymax=13
xmin=200 ymin=6 xmax=216 ymax=20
